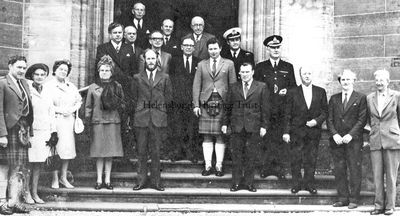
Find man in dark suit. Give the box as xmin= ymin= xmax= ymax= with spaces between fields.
xmin=192 ymin=37 xmax=237 ymax=177
xmin=124 ymin=25 xmax=143 ymax=71
xmin=221 ymin=28 xmax=254 ymax=81
xmin=327 ymin=70 xmax=367 ymax=209
xmin=0 ymin=55 xmax=33 ymax=214
xmin=222 ymin=62 xmax=270 ymax=192
xmin=254 ymin=35 xmax=296 ymax=179
xmin=95 ymin=22 xmax=136 ymax=91
xmin=138 ymin=31 xmax=172 ymax=74
xmin=131 ymin=49 xmax=172 ymax=191
xmin=121 ymin=2 xmax=152 ymax=49
xmin=282 ymin=65 xmax=328 ymax=194
xmin=168 ymin=38 xmax=200 ymax=162
xmin=161 ymin=19 xmax=181 ymax=57
xmin=182 ymin=16 xmax=215 ymax=60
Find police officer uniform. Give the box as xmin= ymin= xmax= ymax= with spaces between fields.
xmin=254 ymin=35 xmax=296 ymax=179
xmin=220 ymin=28 xmax=255 ymax=81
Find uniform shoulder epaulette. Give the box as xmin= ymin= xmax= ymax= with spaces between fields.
xmin=0 ymin=76 xmax=6 ymax=80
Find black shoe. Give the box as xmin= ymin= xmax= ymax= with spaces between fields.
xmin=0 ymin=203 xmax=13 ymax=215
xmin=370 ymin=209 xmax=384 ymax=215
xmin=304 ymin=186 xmax=317 ymax=194
xmin=215 ymin=167 xmax=224 ymax=177
xmin=154 ymin=184 xmax=165 ymax=191
xmin=276 ymin=172 xmax=286 ymax=180
xmin=132 ymin=184 xmax=145 ymax=190
xmin=247 ymin=184 xmax=257 ymax=192
xmin=332 ymin=201 xmax=349 ymax=207
xmin=104 ymin=183 xmax=113 ymax=190
xmin=291 ymin=185 xmax=301 ymax=194
xmin=201 ymin=167 xmax=212 ymax=176
xmin=384 ymin=209 xmax=394 ymax=215
xmin=230 ymin=184 xmax=240 ymax=192
xmin=12 ymin=203 xmax=30 ymax=213
xmin=94 ymin=182 xmax=102 ymax=190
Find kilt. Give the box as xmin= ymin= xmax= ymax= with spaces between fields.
xmin=199 ymin=92 xmax=224 ymax=135
xmin=6 ymin=120 xmax=29 ymax=166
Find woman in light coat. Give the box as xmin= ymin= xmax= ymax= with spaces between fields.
xmin=44 ymin=60 xmax=82 ymax=189
xmin=25 ymin=63 xmax=56 ymax=203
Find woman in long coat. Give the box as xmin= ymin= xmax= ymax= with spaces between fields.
xmin=44 ymin=60 xmax=82 ymax=189
xmin=25 ymin=63 xmax=56 ymax=203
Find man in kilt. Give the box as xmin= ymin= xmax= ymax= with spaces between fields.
xmin=0 ymin=55 xmax=33 ymax=214
xmin=192 ymin=37 xmax=237 ymax=177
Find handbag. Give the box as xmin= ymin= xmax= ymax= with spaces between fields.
xmin=74 ymin=109 xmax=84 ymax=134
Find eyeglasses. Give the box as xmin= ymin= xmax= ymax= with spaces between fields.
xmin=151 ymin=37 xmax=163 ymax=41
xmin=268 ymin=46 xmax=281 ymax=50
xmin=192 ymin=24 xmax=204 ymax=27
xmin=182 ymin=44 xmax=194 ymax=47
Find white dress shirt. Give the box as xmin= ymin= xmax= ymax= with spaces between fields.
xmin=183 ymin=55 xmax=192 ymax=72
xmin=377 ymin=91 xmax=388 ymax=116
xmin=111 ymin=40 xmax=121 ymax=51
xmin=302 ymin=84 xmax=313 ymax=109
xmin=146 ymin=69 xmax=156 ymax=81
xmin=342 ymin=89 xmax=353 ymax=103
xmin=269 ymin=58 xmax=280 ymax=67
xmin=134 ymin=19 xmax=142 ymax=29
xmin=231 ymin=49 xmax=241 ymax=58
xmin=243 ymin=79 xmax=253 ymax=99
xmin=209 ymin=56 xmax=221 ymax=71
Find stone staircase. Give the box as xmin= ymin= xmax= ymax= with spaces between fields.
xmin=35 ymin=159 xmax=375 ymax=212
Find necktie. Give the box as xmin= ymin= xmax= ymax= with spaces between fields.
xmin=233 ymin=51 xmax=237 ymax=58
xmin=138 ymin=20 xmax=142 ymax=30
xmin=149 ymin=71 xmax=154 ymax=86
xmin=115 ymin=44 xmax=120 ymax=53
xmin=195 ymin=35 xmax=200 ymax=42
xmin=274 ymin=61 xmax=277 ymax=69
xmin=186 ymin=56 xmax=190 ymax=73
xmin=244 ymin=82 xmax=249 ymax=99
xmin=343 ymin=93 xmax=348 ymax=110
xmin=17 ymin=80 xmax=29 ymax=116
xmin=165 ymin=36 xmax=169 ymax=44
xmin=212 ymin=59 xmax=217 ymax=77
xmin=156 ymin=51 xmax=161 ymax=67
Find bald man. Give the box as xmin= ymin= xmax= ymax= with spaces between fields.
xmin=182 ymin=16 xmax=215 ymax=60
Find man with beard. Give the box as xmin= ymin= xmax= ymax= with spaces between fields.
xmin=138 ymin=31 xmax=172 ymax=74
xmin=222 ymin=62 xmax=270 ymax=192
xmin=131 ymin=49 xmax=172 ymax=191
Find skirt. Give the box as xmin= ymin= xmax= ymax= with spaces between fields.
xmin=6 ymin=121 xmax=29 ymax=166
xmin=55 ymin=115 xmax=76 ymax=160
xmin=198 ymin=92 xmax=224 ymax=135
xmin=90 ymin=123 xmax=123 ymax=158
xmin=28 ymin=129 xmax=51 ymax=162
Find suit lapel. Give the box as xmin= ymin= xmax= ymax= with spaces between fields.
xmin=246 ymin=80 xmax=258 ymax=98
xmin=343 ymin=92 xmax=358 ymax=114
xmin=106 ymin=42 xmax=121 ymax=65
xmin=140 ymin=70 xmax=151 ymax=87
xmin=237 ymin=82 xmax=245 ymax=99
xmin=153 ymin=70 xmax=162 ymax=87
xmin=204 ymin=59 xmax=214 ymax=78
xmin=309 ymin=85 xmax=317 ymax=110
xmin=381 ymin=90 xmax=395 ymax=115
xmin=214 ymin=58 xmax=224 ymax=78
xmin=6 ymin=75 xmax=23 ymax=100
xmin=371 ymin=92 xmax=379 ymax=116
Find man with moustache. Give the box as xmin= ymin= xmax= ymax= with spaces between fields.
xmin=0 ymin=55 xmax=33 ymax=214
xmin=131 ymin=49 xmax=172 ymax=191
xmin=182 ymin=16 xmax=215 ymax=60
xmin=254 ymin=35 xmax=296 ymax=179
xmin=222 ymin=62 xmax=270 ymax=192
xmin=221 ymin=28 xmax=254 ymax=81
xmin=161 ymin=19 xmax=181 ymax=57
xmin=282 ymin=66 xmax=328 ymax=195
xmin=138 ymin=31 xmax=172 ymax=74
xmin=169 ymin=38 xmax=200 ymax=162
xmin=327 ymin=70 xmax=367 ymax=209
xmin=193 ymin=37 xmax=236 ymax=177
xmin=124 ymin=25 xmax=143 ymax=65
xmin=95 ymin=22 xmax=136 ymax=91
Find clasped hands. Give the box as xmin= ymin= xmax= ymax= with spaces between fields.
xmin=333 ymin=134 xmax=353 ymax=145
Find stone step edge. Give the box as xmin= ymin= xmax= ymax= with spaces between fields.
xmin=68 ymin=172 xmax=334 ymax=181
xmin=38 ymin=187 xmax=374 ymax=197
xmin=33 ymin=202 xmax=379 ymax=213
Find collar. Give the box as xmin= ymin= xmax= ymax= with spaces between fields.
xmin=301 ymin=83 xmax=312 ymax=90
xmin=342 ymin=89 xmax=353 ymax=97
xmin=183 ymin=55 xmax=192 ymax=61
xmin=210 ymin=56 xmax=221 ymax=63
xmin=111 ymin=40 xmax=121 ymax=49
xmin=8 ymin=74 xmax=20 ymax=87
xmin=243 ymin=79 xmax=253 ymax=88
xmin=193 ymin=33 xmax=202 ymax=40
xmin=378 ymin=90 xmax=388 ymax=97
xmin=269 ymin=58 xmax=280 ymax=66
xmin=231 ymin=48 xmax=241 ymax=56
xmin=146 ymin=69 xmax=156 ymax=77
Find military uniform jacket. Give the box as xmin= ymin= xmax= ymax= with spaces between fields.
xmin=254 ymin=59 xmax=296 ymax=115
xmin=220 ymin=48 xmax=254 ymax=81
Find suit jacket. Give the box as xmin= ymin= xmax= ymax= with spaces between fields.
xmin=254 ymin=59 xmax=296 ymax=115
xmin=283 ymin=85 xmax=328 ymax=139
xmin=95 ymin=42 xmax=136 ymax=86
xmin=222 ymin=80 xmax=270 ymax=133
xmin=220 ymin=48 xmax=254 ymax=81
xmin=138 ymin=51 xmax=172 ymax=74
xmin=192 ymin=57 xmax=237 ymax=108
xmin=162 ymin=35 xmax=181 ymax=57
xmin=170 ymin=55 xmax=199 ymax=104
xmin=367 ymin=89 xmax=400 ymax=150
xmin=131 ymin=69 xmax=172 ymax=128
xmin=182 ymin=32 xmax=215 ymax=60
xmin=0 ymin=75 xmax=34 ymax=136
xmin=124 ymin=42 xmax=143 ymax=74
xmin=327 ymin=91 xmax=367 ymax=148
xmin=121 ymin=17 xmax=152 ymax=49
